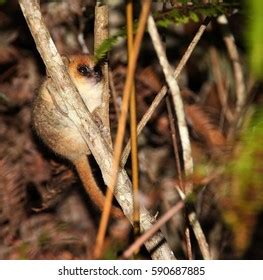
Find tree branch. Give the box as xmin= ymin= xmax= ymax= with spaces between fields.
xmin=147 ymin=14 xmax=210 ymax=260
xmin=121 ymin=17 xmax=210 ymax=166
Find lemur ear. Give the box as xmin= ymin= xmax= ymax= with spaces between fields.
xmin=61 ymin=55 xmax=70 ymax=66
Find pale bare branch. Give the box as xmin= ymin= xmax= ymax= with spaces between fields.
xmin=122 ymin=201 xmax=184 ymax=259
xmin=147 ymin=14 xmax=210 ymax=260
xmin=147 ymin=14 xmax=193 ymax=190
xmin=121 ymin=18 xmax=210 ymax=166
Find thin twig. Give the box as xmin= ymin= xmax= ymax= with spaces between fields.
xmin=122 ymin=201 xmax=184 ymax=259
xmin=147 ymin=14 xmax=210 ymax=260
xmin=166 ymin=97 xmax=184 ymax=191
xmin=94 ymin=3 xmax=111 ymax=134
xmin=175 ymin=186 xmax=210 ymax=260
xmin=217 ymin=15 xmax=246 ymax=117
xmin=166 ymin=97 xmax=193 ymax=258
xmin=148 ymin=13 xmax=195 ymax=260
xmin=127 ymin=0 xmax=140 ymax=237
xmin=121 ymin=17 xmax=210 ymax=166
xmin=217 ymin=14 xmax=246 ymax=141
xmin=185 ymin=227 xmax=193 ymax=260
xmin=109 ymin=70 xmax=120 ymax=118
xmin=147 ymin=14 xmax=193 ymax=191
xmin=94 ymin=0 xmax=152 ymax=259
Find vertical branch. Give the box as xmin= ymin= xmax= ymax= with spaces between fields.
xmin=109 ymin=70 xmax=120 ymax=118
xmin=217 ymin=14 xmax=246 ymax=140
xmin=94 ymin=0 xmax=152 ymax=259
xmin=147 ymin=14 xmax=193 ymax=192
xmin=185 ymin=227 xmax=193 ymax=260
xmin=166 ymin=97 xmax=193 ymax=259
xmin=148 ymin=11 xmax=194 ymax=259
xmin=217 ymin=15 xmax=246 ymax=117
xmin=126 ymin=0 xmax=140 ymax=237
xmin=147 ymin=14 xmax=210 ymax=260
xmin=94 ymin=3 xmax=111 ymax=138
xmin=166 ymin=98 xmax=184 ymax=190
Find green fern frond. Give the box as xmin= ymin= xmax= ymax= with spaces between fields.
xmin=95 ymin=34 xmax=121 ymax=62
xmin=94 ymin=2 xmax=239 ymax=61
xmin=95 ymin=29 xmax=127 ymax=62
xmin=156 ymin=2 xmax=239 ymax=28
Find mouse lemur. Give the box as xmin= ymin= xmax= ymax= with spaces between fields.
xmin=33 ymin=54 xmax=123 ymax=218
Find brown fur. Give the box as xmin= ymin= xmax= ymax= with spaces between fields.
xmin=32 ymin=54 xmax=123 ymax=218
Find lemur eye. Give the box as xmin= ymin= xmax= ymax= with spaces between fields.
xmin=77 ymin=64 xmax=91 ymax=76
